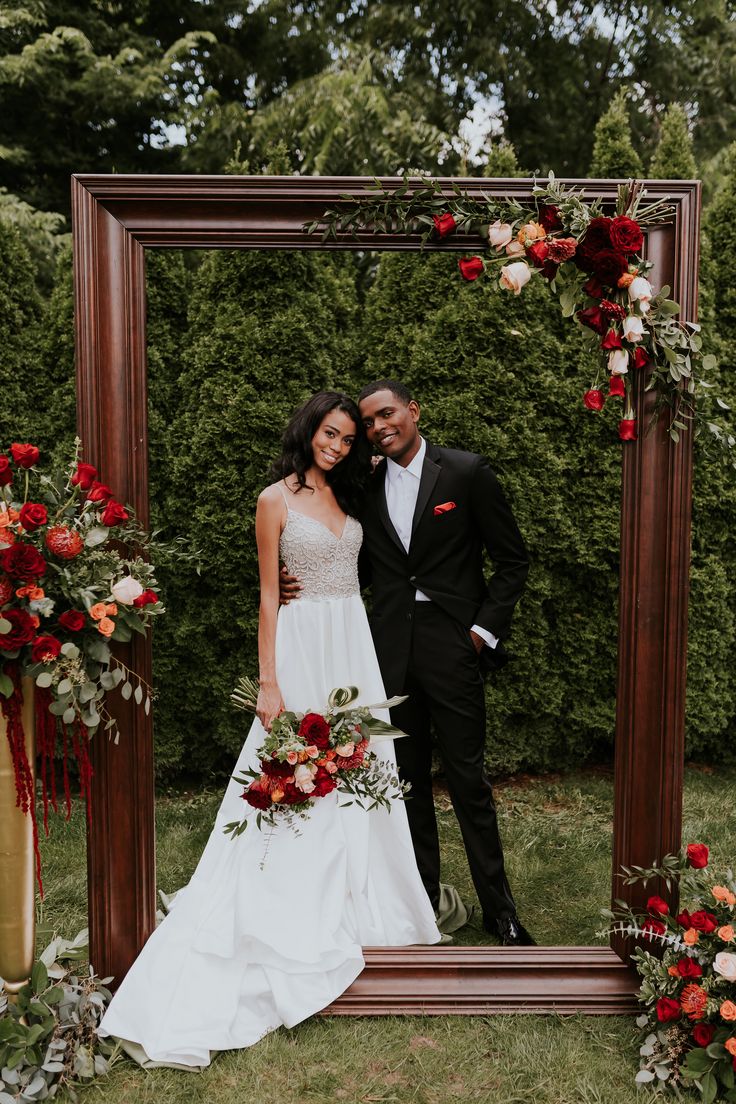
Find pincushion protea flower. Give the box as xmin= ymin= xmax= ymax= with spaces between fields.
xmin=44 ymin=525 xmax=83 ymax=560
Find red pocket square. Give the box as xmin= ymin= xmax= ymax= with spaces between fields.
xmin=433 ymin=501 xmax=457 ymax=516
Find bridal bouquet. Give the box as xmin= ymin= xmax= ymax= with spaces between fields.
xmin=601 ymin=844 xmax=736 ymax=1101
xmin=225 ymin=682 xmax=409 ymax=836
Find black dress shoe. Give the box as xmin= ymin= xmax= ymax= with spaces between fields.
xmin=484 ymin=913 xmax=537 ymax=946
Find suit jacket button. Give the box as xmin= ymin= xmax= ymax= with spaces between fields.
xmin=406 ymin=612 xmax=412 ymax=621
xmin=409 ymin=575 xmax=416 ymax=583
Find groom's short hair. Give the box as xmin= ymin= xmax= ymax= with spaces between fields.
xmin=358 ymin=379 xmax=413 ymax=406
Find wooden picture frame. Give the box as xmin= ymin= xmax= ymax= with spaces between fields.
xmin=71 ymin=174 xmax=700 ymax=1013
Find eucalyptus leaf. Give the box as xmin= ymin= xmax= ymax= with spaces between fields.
xmin=60 ymin=642 xmax=80 ymax=660
xmin=134 ymin=685 xmax=143 ymax=706
xmin=0 ymin=618 xmax=13 ymax=636
xmin=84 ymin=526 xmax=109 ymax=548
xmin=78 ymin=682 xmax=97 ymax=703
xmin=62 ymin=708 xmax=76 ymax=726
xmin=0 ymin=672 xmax=14 ymax=698
xmin=99 ymin=672 xmax=115 ymax=691
xmin=57 ymin=678 xmax=72 ymax=695
xmin=121 ymin=682 xmax=132 ymax=701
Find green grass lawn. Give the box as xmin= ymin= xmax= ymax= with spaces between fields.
xmin=33 ymin=765 xmax=735 ymax=1103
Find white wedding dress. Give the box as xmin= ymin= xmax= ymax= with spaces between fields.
xmin=99 ymin=500 xmax=441 ymax=1067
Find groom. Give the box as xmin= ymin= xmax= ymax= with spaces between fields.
xmin=355 ymin=380 xmax=533 ymax=946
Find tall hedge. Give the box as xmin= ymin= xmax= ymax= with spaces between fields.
xmin=150 ymin=248 xmax=361 ymax=778
xmin=0 ymin=222 xmax=43 ymax=443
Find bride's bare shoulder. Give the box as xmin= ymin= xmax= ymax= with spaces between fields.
xmin=257 ymin=481 xmax=287 ymax=512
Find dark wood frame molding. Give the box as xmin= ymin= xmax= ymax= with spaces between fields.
xmin=71 ymin=174 xmax=700 ymax=1014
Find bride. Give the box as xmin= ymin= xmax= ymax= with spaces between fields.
xmin=98 ymin=391 xmax=441 ymax=1067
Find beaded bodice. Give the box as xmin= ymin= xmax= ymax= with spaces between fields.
xmin=279 ymin=506 xmax=362 ymax=601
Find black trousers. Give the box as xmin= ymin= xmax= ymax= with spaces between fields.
xmin=389 ymin=602 xmax=516 ymax=923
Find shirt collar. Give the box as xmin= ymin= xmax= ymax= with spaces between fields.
xmin=386 ymin=436 xmax=426 ymax=483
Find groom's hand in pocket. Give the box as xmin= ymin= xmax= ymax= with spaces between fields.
xmin=469 ymin=629 xmax=485 ymax=654
xmin=279 ymin=564 xmax=302 ymax=605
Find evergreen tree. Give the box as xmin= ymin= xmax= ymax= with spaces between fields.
xmin=0 ymin=222 xmax=44 ymax=445
xmin=589 ymin=89 xmax=643 ymax=178
xmin=482 ymin=139 xmax=523 ymax=178
xmin=649 ymin=103 xmax=697 ymax=179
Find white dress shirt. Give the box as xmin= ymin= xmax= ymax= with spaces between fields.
xmin=384 ymin=438 xmax=498 ymax=650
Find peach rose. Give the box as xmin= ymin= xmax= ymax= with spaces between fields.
xmin=618 ymin=272 xmax=635 ymax=289
xmin=89 ymin=602 xmax=108 ymax=621
xmin=721 ymin=1001 xmax=736 ymax=1022
xmin=505 ymin=239 xmax=525 ymax=257
xmin=726 ymin=1038 xmax=736 ymax=1057
xmin=294 ymin=763 xmax=316 ymax=793
xmin=285 ymin=750 xmax=299 ymax=765
xmin=106 ymin=602 xmax=118 ymax=616
xmin=305 ymin=745 xmax=319 ymax=759
xmin=335 ymin=742 xmax=355 ymax=757
xmin=715 ymin=951 xmax=736 ymax=982
xmin=97 ymin=617 xmax=115 ymax=637
xmin=324 ymin=761 xmax=338 ymax=775
xmin=499 ymin=261 xmax=532 ymax=295
xmin=29 ymin=614 xmax=40 ymax=628
xmin=270 ymin=787 xmax=285 ymax=803
xmin=517 ymin=221 xmax=545 ymax=244
xmin=683 ymin=928 xmax=700 ymax=945
xmin=713 ymin=886 xmax=736 ymax=906
xmin=487 ymin=220 xmax=514 ymax=250
xmin=718 ymin=926 xmax=735 ymax=942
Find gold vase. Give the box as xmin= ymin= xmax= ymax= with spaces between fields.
xmin=0 ymin=676 xmax=35 ymax=997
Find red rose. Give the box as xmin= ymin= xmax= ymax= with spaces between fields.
xmin=546 ymin=237 xmax=577 ymax=264
xmin=619 ymin=419 xmax=637 ymax=442
xmin=577 ymin=306 xmax=607 ymax=335
xmin=132 ymin=589 xmax=159 ymax=608
xmin=19 ymin=503 xmax=48 ymax=533
xmin=243 ymin=782 xmax=272 ymax=810
xmin=610 ymin=215 xmax=644 ymax=256
xmin=641 ymin=918 xmax=666 ymax=939
xmin=590 ymin=248 xmax=628 ymax=287
xmin=583 ymin=389 xmax=605 ymax=413
xmin=677 ymin=910 xmax=693 ymax=928
xmin=58 ymin=610 xmax=86 ymax=632
xmin=657 ymin=997 xmax=682 ymax=1023
xmin=583 ymin=276 xmax=604 ymax=299
xmin=433 ymin=212 xmax=457 ymax=238
xmin=10 ymin=443 xmax=39 ymax=468
xmin=31 ymin=634 xmax=61 ymax=663
xmin=101 ymin=500 xmax=129 ymax=527
xmin=527 ymin=241 xmax=550 ymax=268
xmin=692 ymin=1023 xmax=716 ymax=1048
xmin=0 ymin=608 xmax=37 ymax=650
xmin=688 ymin=910 xmax=717 ymax=933
xmin=71 ymin=463 xmax=98 ymax=491
xmin=538 ymin=203 xmax=563 ymax=232
xmin=86 ymin=482 xmax=114 ymax=503
xmin=633 ymin=347 xmax=650 ymax=370
xmin=577 ymin=216 xmax=612 ymax=261
xmin=608 ymin=375 xmax=626 ymax=399
xmin=298 ymin=712 xmax=331 ymax=749
xmin=312 ymin=767 xmax=338 ymax=797
xmin=687 ymin=843 xmax=709 ymax=869
xmin=458 ymin=256 xmax=484 ymax=281
xmin=281 ymin=779 xmax=311 ymax=805
xmin=677 ymin=958 xmax=703 ymax=979
xmin=601 ymin=329 xmax=623 ymax=351
xmin=0 ymin=543 xmax=47 ymax=581
xmin=261 ymin=756 xmax=294 ymax=779
xmin=0 ymin=456 xmax=11 ymax=487
xmin=647 ymin=895 xmax=670 ymax=917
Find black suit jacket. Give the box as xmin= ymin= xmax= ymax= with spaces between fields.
xmin=359 ymin=442 xmax=529 ymax=695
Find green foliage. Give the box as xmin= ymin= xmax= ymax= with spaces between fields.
xmin=589 ymin=89 xmax=644 ymax=179
xmin=0 ymin=188 xmax=66 ymax=292
xmin=0 ymin=221 xmax=43 ymax=443
xmin=649 ymin=103 xmax=697 ymax=179
xmin=482 ymin=139 xmax=523 ymax=178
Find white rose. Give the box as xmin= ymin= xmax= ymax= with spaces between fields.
xmin=714 ymin=951 xmax=736 ymax=983
xmin=487 ymin=220 xmax=513 ymax=250
xmin=628 ymin=276 xmax=653 ymax=306
xmin=505 ymin=239 xmax=525 ymax=257
xmin=111 ymin=576 xmax=144 ymax=605
xmin=622 ymin=315 xmax=646 ymax=343
xmin=499 ymin=261 xmax=532 ymax=295
xmin=293 ymin=763 xmax=316 ymax=794
xmin=608 ymin=348 xmax=629 ymax=376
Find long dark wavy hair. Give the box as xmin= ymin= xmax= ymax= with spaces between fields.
xmin=270 ymin=391 xmax=371 ymax=517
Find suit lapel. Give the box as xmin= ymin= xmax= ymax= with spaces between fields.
xmin=373 ymin=462 xmax=406 ymax=555
xmin=410 ymin=447 xmax=441 ymax=541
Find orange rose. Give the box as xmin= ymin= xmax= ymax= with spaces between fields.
xmin=668 ymin=965 xmax=680 ymax=977
xmin=517 ymin=221 xmax=545 ymax=244
xmin=270 ymin=787 xmax=285 ymax=803
xmin=713 ymin=886 xmax=736 ymax=906
xmin=28 ymin=586 xmax=44 ymax=600
xmin=721 ymin=1001 xmax=736 ymax=1022
xmin=89 ymin=602 xmax=108 ymax=621
xmin=29 ymin=614 xmax=40 ymax=628
xmin=106 ymin=602 xmax=118 ymax=616
xmin=683 ymin=928 xmax=700 ymax=945
xmin=726 ymin=1038 xmax=736 ymax=1057
xmin=617 ymin=272 xmax=636 ymax=288
xmin=0 ymin=528 xmax=16 ymax=546
xmin=719 ymin=926 xmax=735 ymax=942
xmin=97 ymin=617 xmax=115 ymax=637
